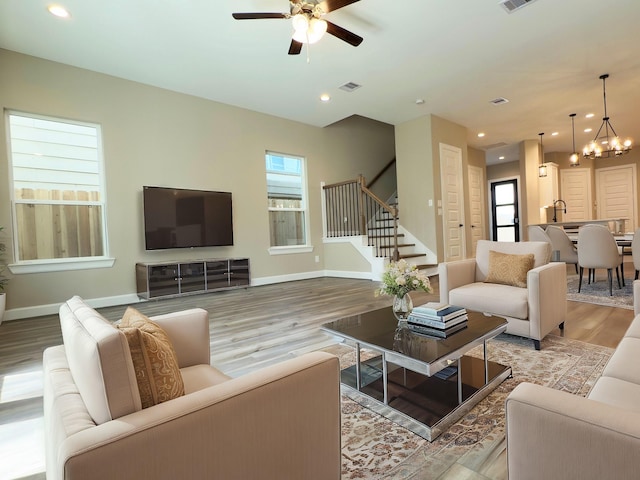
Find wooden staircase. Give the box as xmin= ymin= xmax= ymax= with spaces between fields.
xmin=322 ymin=175 xmax=437 ymax=277
xmin=367 ymin=197 xmax=436 ymax=271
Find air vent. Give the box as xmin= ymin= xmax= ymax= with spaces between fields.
xmin=339 ymin=82 xmax=362 ymax=92
xmin=482 ymin=142 xmax=509 ymax=150
xmin=499 ymin=0 xmax=537 ymax=13
xmin=490 ymin=97 xmax=509 ymax=105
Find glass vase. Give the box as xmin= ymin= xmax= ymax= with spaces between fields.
xmin=392 ymin=293 xmax=413 ymax=321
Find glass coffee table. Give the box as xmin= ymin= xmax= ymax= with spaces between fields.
xmin=321 ymin=307 xmax=511 ymax=441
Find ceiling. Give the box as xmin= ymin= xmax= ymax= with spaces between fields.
xmin=1 ymin=0 xmax=640 ymax=165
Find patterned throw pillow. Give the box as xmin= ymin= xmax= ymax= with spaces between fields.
xmin=118 ymin=307 xmax=185 ymax=409
xmin=484 ymin=250 xmax=534 ymax=288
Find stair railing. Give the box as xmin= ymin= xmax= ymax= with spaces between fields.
xmin=323 ymin=175 xmax=399 ymax=261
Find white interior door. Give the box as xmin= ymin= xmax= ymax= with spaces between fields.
xmin=596 ymin=164 xmax=637 ymax=232
xmin=468 ymin=165 xmax=486 ymax=256
xmin=560 ymin=168 xmax=592 ymax=221
xmin=440 ymin=143 xmax=466 ymax=261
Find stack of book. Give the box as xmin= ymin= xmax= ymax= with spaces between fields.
xmin=407 ymin=302 xmax=468 ymax=338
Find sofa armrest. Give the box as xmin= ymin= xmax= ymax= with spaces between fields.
xmin=526 ymin=262 xmax=566 ymax=340
xmin=150 ymin=308 xmax=210 ymax=368
xmin=506 ymin=382 xmax=640 ymax=480
xmin=56 ymin=351 xmax=341 ymax=480
xmin=634 ymin=280 xmax=640 ymax=316
xmin=438 ymin=258 xmax=477 ymax=304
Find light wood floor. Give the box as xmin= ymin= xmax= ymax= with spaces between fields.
xmin=0 ymin=271 xmax=634 ymax=480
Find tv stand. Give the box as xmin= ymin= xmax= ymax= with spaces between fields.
xmin=136 ymin=258 xmax=250 ymax=300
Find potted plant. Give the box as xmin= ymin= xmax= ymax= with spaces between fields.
xmin=375 ymin=259 xmax=432 ymax=320
xmin=0 ymin=226 xmax=8 ymax=325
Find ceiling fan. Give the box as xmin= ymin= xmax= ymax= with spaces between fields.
xmin=232 ymin=0 xmax=363 ymax=55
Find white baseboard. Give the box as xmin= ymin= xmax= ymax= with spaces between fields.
xmin=3 ymin=293 xmax=142 ymax=322
xmin=323 ymin=270 xmax=373 ymax=280
xmin=250 ymin=270 xmax=325 ymax=286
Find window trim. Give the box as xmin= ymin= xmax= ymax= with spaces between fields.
xmin=6 ymin=110 xmax=110 ymax=271
xmin=8 ymin=257 xmax=116 ymax=274
xmin=265 ymin=151 xmax=311 ymax=252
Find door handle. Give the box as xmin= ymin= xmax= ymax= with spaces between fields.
xmin=459 ymin=224 xmax=464 ymax=227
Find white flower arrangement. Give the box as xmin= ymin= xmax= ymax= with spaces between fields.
xmin=376 ymin=259 xmax=432 ymax=298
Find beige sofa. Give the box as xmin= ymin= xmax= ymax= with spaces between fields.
xmin=438 ymin=240 xmax=567 ymax=349
xmin=505 ymin=280 xmax=640 ymax=480
xmin=44 ymin=296 xmax=341 ymax=480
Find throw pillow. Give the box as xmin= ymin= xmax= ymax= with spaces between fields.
xmin=484 ymin=250 xmax=534 ymax=288
xmin=118 ymin=307 xmax=185 ymax=409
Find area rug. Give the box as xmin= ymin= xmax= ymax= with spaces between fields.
xmin=322 ymin=333 xmax=613 ymax=479
xmin=566 ymin=273 xmax=633 ymax=310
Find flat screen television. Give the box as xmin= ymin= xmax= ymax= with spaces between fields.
xmin=143 ymin=186 xmax=233 ymax=250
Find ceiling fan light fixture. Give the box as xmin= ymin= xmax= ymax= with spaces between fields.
xmin=292 ymin=16 xmax=327 ymax=44
xmin=292 ymin=13 xmax=309 ymax=32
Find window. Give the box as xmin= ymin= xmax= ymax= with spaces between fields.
xmin=265 ymin=152 xmax=310 ymax=251
xmin=6 ymin=111 xmax=111 ymax=270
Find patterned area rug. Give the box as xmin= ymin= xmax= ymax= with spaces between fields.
xmin=323 ymin=333 xmax=613 ymax=479
xmin=566 ymin=273 xmax=633 ymax=309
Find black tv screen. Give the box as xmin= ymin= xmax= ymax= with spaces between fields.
xmin=143 ymin=186 xmax=233 ymax=250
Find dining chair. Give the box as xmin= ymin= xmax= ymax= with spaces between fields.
xmin=577 ymin=224 xmax=624 ymax=296
xmin=527 ymin=225 xmax=551 ymax=243
xmin=632 ymin=228 xmax=640 ymax=280
xmin=546 ymin=225 xmax=579 ymax=273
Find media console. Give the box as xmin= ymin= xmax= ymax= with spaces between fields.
xmin=136 ymin=258 xmax=250 ymax=299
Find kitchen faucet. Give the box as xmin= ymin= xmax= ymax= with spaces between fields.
xmin=552 ymin=199 xmax=567 ymax=223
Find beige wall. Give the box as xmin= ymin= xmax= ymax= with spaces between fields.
xmin=395 ymin=115 xmax=436 ymax=254
xmin=0 ymin=49 xmax=395 ymax=312
xmin=323 ymin=242 xmax=371 ymax=273
xmin=487 ymin=160 xmax=520 ymax=180
xmin=396 ymin=114 xmax=471 ymax=261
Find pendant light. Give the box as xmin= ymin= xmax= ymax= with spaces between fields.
xmin=538 ymin=133 xmax=547 ymax=177
xmin=569 ymin=113 xmax=580 ymax=167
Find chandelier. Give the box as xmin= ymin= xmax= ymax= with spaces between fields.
xmin=583 ymin=74 xmax=632 ymax=159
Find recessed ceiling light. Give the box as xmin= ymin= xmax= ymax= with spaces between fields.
xmin=415 ymin=98 xmax=425 ymax=105
xmin=499 ymin=156 xmax=505 ymax=160
xmin=551 ymin=132 xmax=559 ymax=136
xmin=585 ymin=113 xmax=595 ymax=118
xmin=584 ymin=128 xmax=593 ymax=133
xmin=320 ymin=93 xmax=331 ymax=102
xmin=477 ymin=132 xmax=485 ymax=138
xmin=48 ymin=4 xmax=70 ymax=18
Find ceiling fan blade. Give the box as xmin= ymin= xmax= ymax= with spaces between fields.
xmin=288 ymin=40 xmax=303 ymax=55
xmin=325 ymin=21 xmax=363 ymax=47
xmin=232 ymin=12 xmax=288 ymax=20
xmin=320 ymin=0 xmax=360 ymax=13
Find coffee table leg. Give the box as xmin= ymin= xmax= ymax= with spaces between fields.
xmin=382 ymin=352 xmax=388 ymax=404
xmin=457 ymin=358 xmax=463 ymax=405
xmin=355 ymin=342 xmax=361 ymax=391
xmin=484 ymin=341 xmax=489 ymax=384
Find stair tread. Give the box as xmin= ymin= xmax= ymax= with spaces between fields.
xmin=378 ymin=243 xmax=416 ymax=249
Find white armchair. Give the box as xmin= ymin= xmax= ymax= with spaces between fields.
xmin=438 ymin=240 xmax=566 ymax=350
